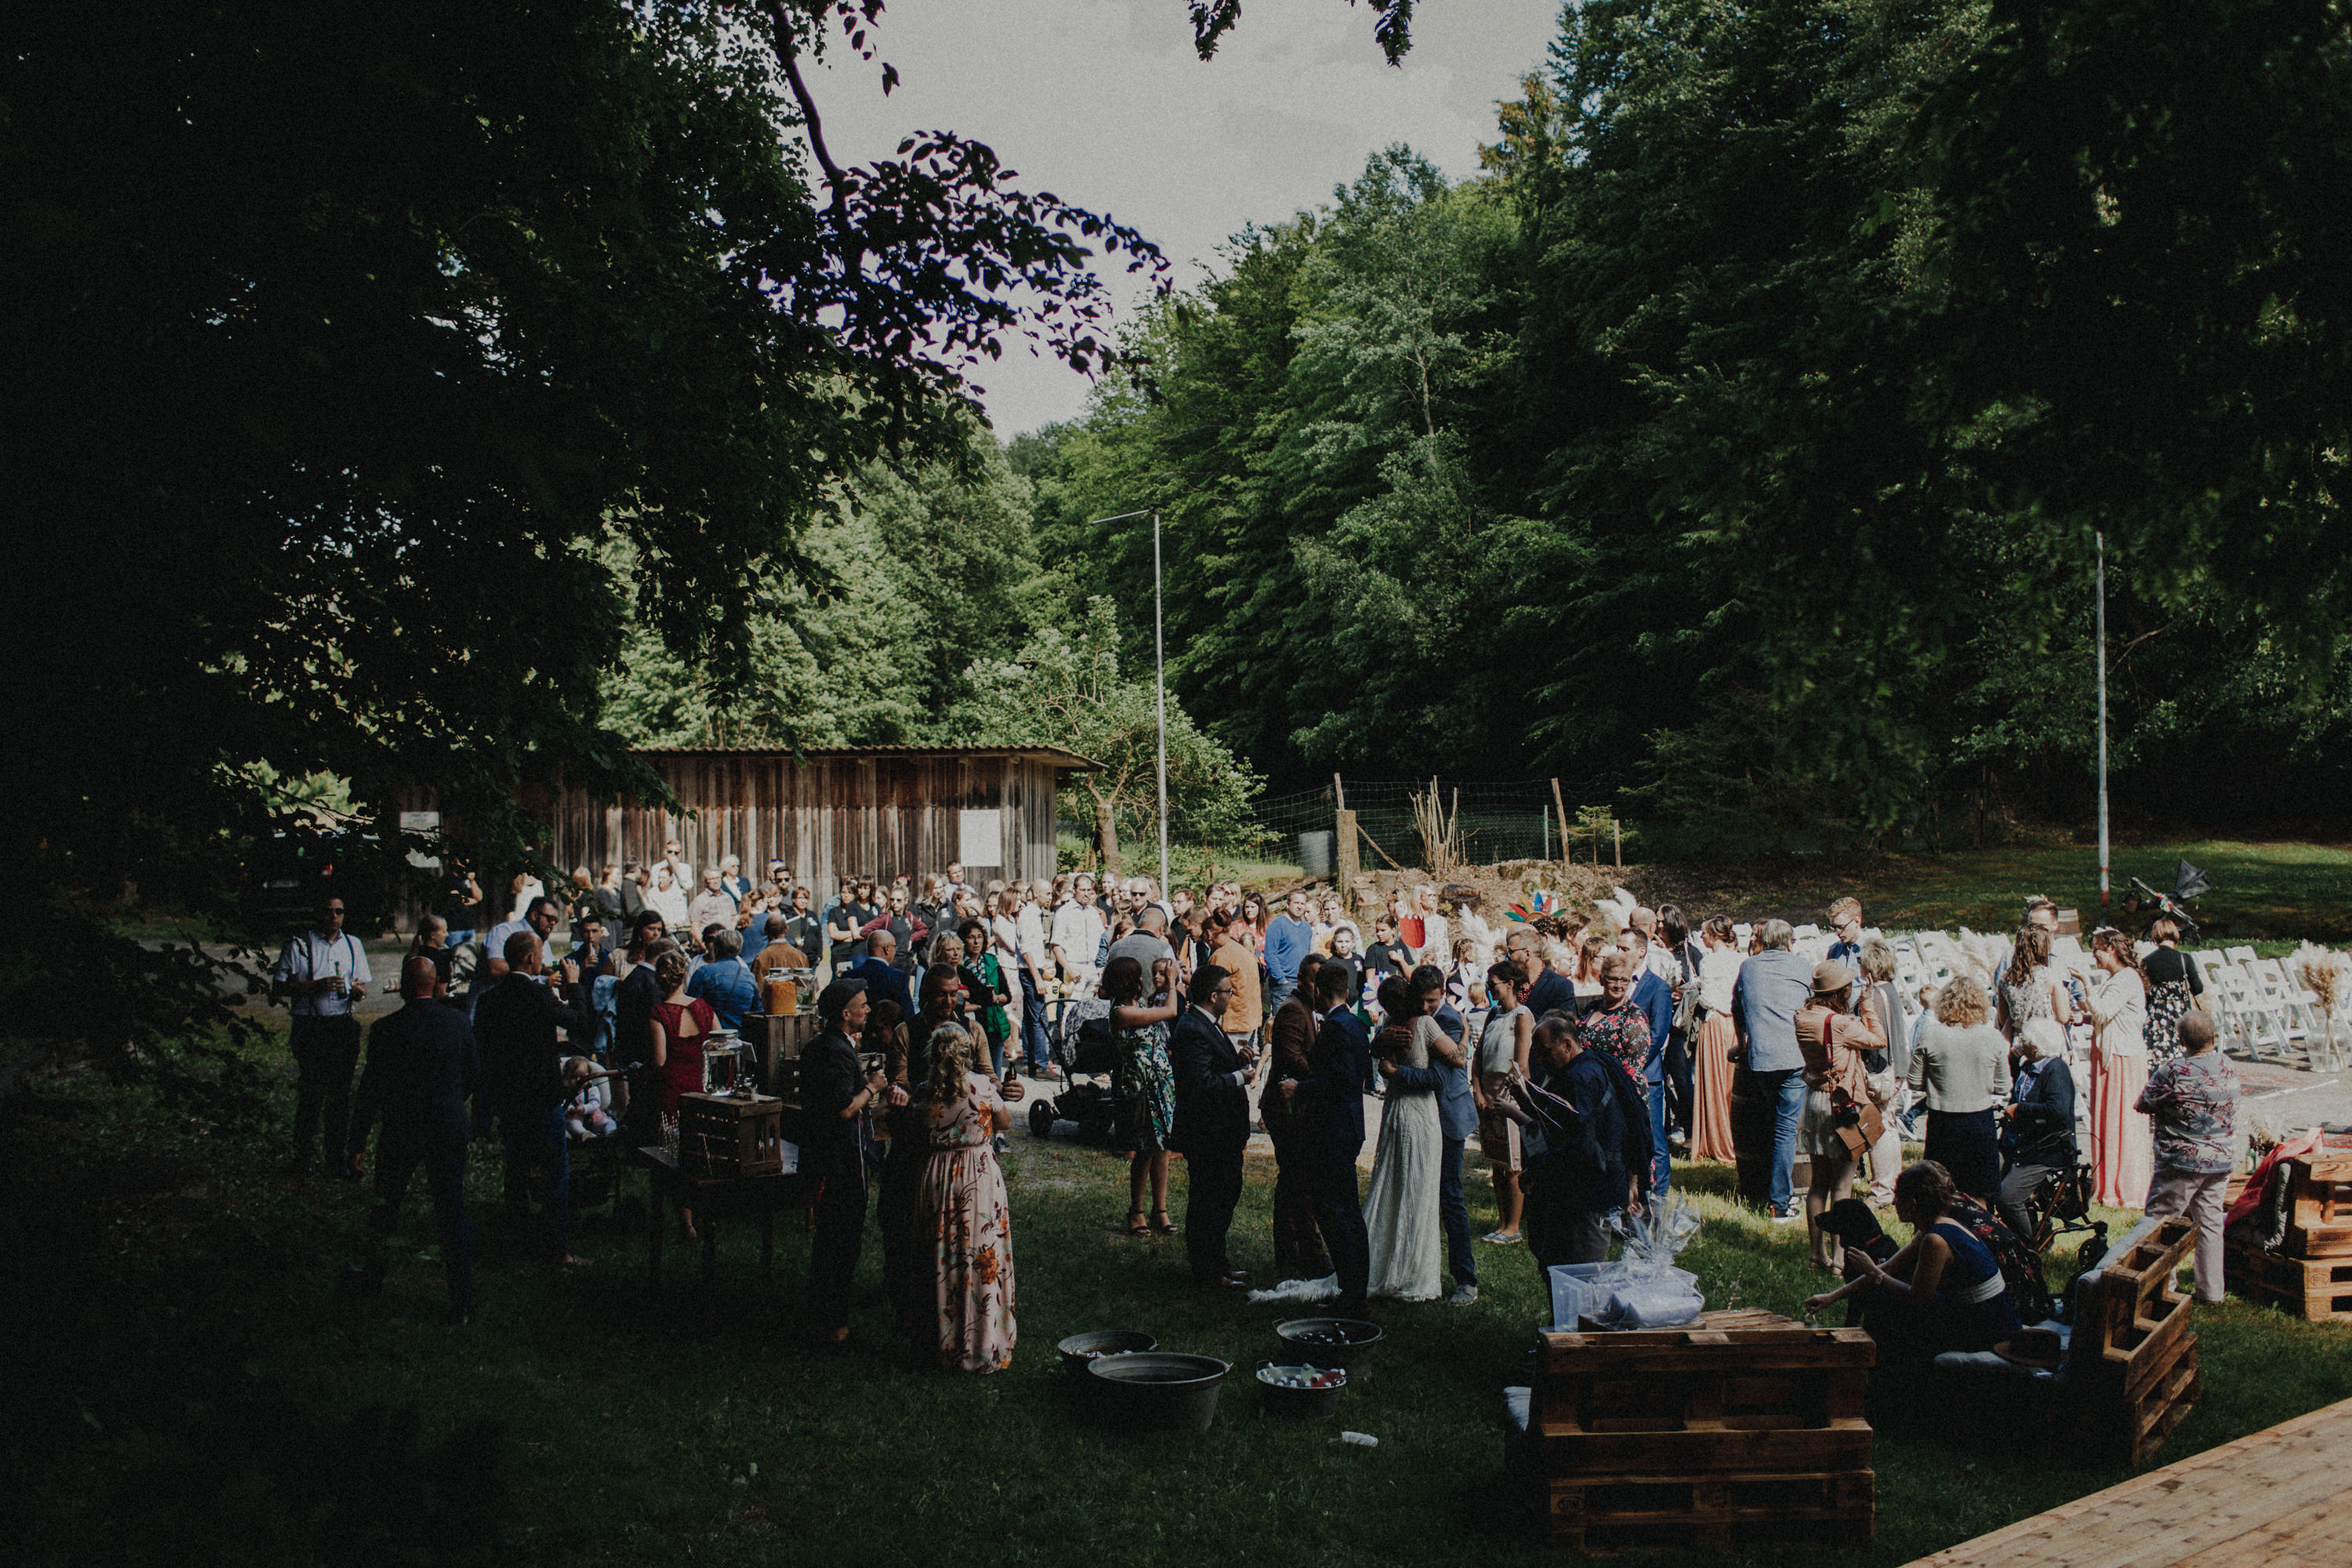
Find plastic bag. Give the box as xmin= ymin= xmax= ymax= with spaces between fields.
xmin=1545 ymin=1261 xmax=1700 ymax=1330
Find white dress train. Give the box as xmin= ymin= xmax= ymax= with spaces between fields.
xmin=1366 ymin=1016 xmax=1445 ymax=1301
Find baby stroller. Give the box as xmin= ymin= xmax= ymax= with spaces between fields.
xmin=1028 ymin=999 xmax=1128 ymax=1146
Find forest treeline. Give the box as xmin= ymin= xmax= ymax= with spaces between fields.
xmin=1006 ymin=0 xmax=2352 ymax=851
xmin=617 ymin=0 xmax=2352 ymax=855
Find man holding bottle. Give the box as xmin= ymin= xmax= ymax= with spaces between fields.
xmin=274 ymin=895 xmax=373 ymax=1178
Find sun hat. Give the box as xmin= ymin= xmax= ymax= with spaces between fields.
xmin=1811 ymin=960 xmax=1854 ymax=995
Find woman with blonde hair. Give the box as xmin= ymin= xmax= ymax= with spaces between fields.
xmin=916 ymin=1024 xmax=1017 ymax=1372
xmin=1907 ymin=975 xmax=2010 ymax=1198
xmin=1690 ymin=916 xmax=1743 ymax=1162
xmin=2088 ymin=927 xmax=2154 ymax=1207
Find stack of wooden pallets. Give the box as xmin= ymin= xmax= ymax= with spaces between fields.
xmin=1515 ymin=1309 xmax=1875 ymax=1552
xmin=2227 ymin=1150 xmax=2352 ymax=1323
xmin=2072 ymin=1214 xmax=2202 ymax=1468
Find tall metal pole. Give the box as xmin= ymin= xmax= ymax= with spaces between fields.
xmin=1152 ymin=510 xmax=1170 ymax=898
xmin=2096 ymin=532 xmax=2111 ymax=908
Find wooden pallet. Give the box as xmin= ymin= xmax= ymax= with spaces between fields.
xmin=2283 ymin=1152 xmax=2352 ymax=1257
xmin=2074 ymin=1214 xmax=2202 ymax=1467
xmin=2227 ymin=1240 xmax=2352 ymax=1322
xmin=1525 ymin=1310 xmax=1875 ymax=1549
xmin=1545 ymin=1468 xmax=1874 ymax=1552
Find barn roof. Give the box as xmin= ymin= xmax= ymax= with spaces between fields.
xmin=631 ymin=743 xmax=1098 ymax=769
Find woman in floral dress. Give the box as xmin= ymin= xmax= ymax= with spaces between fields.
xmin=1103 ymin=953 xmax=1181 ymax=1236
xmin=916 ymin=1024 xmax=1017 ymax=1373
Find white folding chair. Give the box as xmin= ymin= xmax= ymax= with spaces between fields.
xmin=2227 ymin=945 xmax=2260 ymax=967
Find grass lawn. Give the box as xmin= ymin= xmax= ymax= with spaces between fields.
xmin=11 ymin=1031 xmax=2352 ymax=1568
xmin=1635 ymin=837 xmax=2352 ymax=951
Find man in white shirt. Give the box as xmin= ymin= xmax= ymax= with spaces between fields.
xmin=274 ymin=895 xmax=374 ymax=1177
xmin=476 ymin=896 xmax=561 ymax=1003
xmin=1051 ymin=873 xmax=1107 ymax=999
xmin=1014 ymin=880 xmax=1056 ymax=1078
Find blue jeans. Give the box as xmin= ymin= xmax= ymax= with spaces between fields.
xmin=1268 ymin=979 xmax=1296 ymax=1013
xmin=1018 ymin=968 xmax=1052 ymax=1073
xmin=1439 ymin=1136 xmax=1475 ymax=1287
xmin=1646 ymin=1076 xmax=1671 ymax=1196
xmin=1767 ymin=1069 xmax=1806 ymax=1211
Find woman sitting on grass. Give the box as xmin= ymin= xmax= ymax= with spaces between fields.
xmin=1802 ymin=1160 xmax=2021 ymax=1366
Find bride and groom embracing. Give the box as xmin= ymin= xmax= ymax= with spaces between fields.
xmin=1365 ymin=967 xmax=1480 ymax=1305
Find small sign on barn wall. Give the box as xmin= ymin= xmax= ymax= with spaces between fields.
xmin=958 ymin=808 xmax=1003 ymax=869
xmin=399 ymin=811 xmax=442 ymax=869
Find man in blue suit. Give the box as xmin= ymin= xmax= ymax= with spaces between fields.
xmin=1379 ymin=965 xmax=1480 ymax=1303
xmin=1170 ymin=964 xmax=1257 ymax=1288
xmin=844 ymin=929 xmax=915 ymax=1021
xmin=1621 ymin=927 xmax=1676 ymax=1197
xmin=1278 ymin=960 xmax=1374 ymax=1316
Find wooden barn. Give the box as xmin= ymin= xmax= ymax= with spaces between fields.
xmin=542 ymin=744 xmax=1092 ymax=891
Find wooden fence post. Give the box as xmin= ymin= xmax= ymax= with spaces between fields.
xmin=1334 ymin=772 xmax=1361 ymax=896
xmin=1550 ymin=778 xmax=1570 ymax=869
xmin=1614 ymin=818 xmax=1622 ymax=869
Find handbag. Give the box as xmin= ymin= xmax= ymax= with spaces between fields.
xmin=1831 ymin=1092 xmax=1886 ymax=1159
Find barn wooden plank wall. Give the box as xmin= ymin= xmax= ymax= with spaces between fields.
xmin=543 ymin=747 xmax=1077 ymax=891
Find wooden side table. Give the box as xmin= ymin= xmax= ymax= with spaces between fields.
xmin=630 ymin=1145 xmax=811 ymax=1287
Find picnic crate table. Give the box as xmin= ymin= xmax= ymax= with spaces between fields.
xmin=675 ymin=1091 xmax=786 ymax=1178
xmin=2072 ymin=1214 xmax=2201 ymax=1467
xmin=1520 ymin=1308 xmax=1875 ymax=1552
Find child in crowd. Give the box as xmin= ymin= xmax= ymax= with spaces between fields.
xmin=564 ymin=1056 xmax=620 ymax=1138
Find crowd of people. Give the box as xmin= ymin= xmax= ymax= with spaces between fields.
xmin=278 ymin=861 xmax=2240 ymax=1377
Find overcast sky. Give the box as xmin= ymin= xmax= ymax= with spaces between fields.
xmin=805 ymin=0 xmax=1562 ymax=435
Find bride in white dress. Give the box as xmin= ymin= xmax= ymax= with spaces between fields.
xmin=1365 ymin=989 xmax=1444 ymax=1301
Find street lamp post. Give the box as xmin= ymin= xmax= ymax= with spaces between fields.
xmin=2097 ymin=531 xmax=2110 ymax=908
xmin=1086 ymin=509 xmax=1170 ymax=898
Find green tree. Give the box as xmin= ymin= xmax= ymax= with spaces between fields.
xmin=953 ymin=598 xmax=1264 ymax=874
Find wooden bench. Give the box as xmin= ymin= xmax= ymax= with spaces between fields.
xmin=2069 ymin=1213 xmax=2201 ymax=1468
xmin=1517 ymin=1308 xmax=1875 ymax=1551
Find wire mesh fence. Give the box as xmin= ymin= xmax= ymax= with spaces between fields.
xmin=1252 ymin=778 xmax=1620 ymax=874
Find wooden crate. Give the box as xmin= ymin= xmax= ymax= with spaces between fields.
xmin=2076 ymin=1214 xmax=2202 ymax=1467
xmin=1524 ymin=1311 xmax=1875 ymax=1551
xmin=675 ymin=1091 xmax=786 ymax=1178
xmin=2283 ymin=1153 xmax=2352 ymax=1258
xmin=742 ymin=1012 xmax=822 ymax=1106
xmin=2228 ymin=1242 xmax=2352 ymax=1323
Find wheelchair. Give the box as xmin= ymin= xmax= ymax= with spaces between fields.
xmin=2023 ymin=1159 xmax=2110 ymax=1272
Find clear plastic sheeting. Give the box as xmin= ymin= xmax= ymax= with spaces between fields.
xmin=1541 ymin=1195 xmax=1708 ymax=1330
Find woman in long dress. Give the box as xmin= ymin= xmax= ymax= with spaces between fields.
xmin=1996 ymin=925 xmax=2067 ymax=1043
xmin=1690 ymin=916 xmax=1743 ymax=1162
xmin=2087 ymin=927 xmax=2154 ymax=1207
xmin=915 ymin=1025 xmax=1017 ymax=1373
xmin=1365 ymin=978 xmax=1444 ymax=1301
xmin=1103 ymin=954 xmax=1180 ymax=1236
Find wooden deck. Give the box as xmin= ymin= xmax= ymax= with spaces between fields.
xmin=1904 ymin=1396 xmax=2352 ymax=1567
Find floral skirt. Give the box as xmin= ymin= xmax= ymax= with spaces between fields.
xmin=918 ymin=1145 xmax=1016 ymax=1373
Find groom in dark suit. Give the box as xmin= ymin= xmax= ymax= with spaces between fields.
xmin=1171 ymin=964 xmax=1256 ymax=1288
xmin=1279 ymin=960 xmax=1375 ymax=1316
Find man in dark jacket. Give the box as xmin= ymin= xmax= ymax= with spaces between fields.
xmin=846 ymin=930 xmax=916 ymax=1021
xmin=1171 ymin=964 xmax=1255 ymax=1289
xmin=802 ymin=978 xmax=882 ymax=1343
xmin=474 ymin=931 xmax=598 ymax=1267
xmin=1279 ymin=960 xmax=1375 ymax=1316
xmin=1260 ymin=953 xmax=1333 ymax=1284
xmin=1996 ymin=1016 xmax=2078 ymax=1243
xmin=1515 ymin=1014 xmax=1635 ymax=1267
xmin=350 ymin=956 xmax=479 ymax=1314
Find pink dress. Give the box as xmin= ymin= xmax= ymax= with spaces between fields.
xmin=2089 ymin=970 xmax=2154 ymax=1207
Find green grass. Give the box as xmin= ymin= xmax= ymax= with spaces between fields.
xmin=1638 ymin=837 xmax=2352 ymax=949
xmin=9 ymin=1030 xmax=2352 ymax=1567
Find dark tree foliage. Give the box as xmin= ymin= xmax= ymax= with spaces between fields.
xmin=0 ymin=0 xmax=1160 ymax=1073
